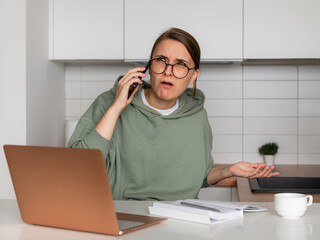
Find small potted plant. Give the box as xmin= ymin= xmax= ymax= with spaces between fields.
xmin=258 ymin=142 xmax=279 ymax=166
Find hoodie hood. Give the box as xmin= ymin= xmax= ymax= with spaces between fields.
xmin=110 ymin=78 xmax=205 ymax=119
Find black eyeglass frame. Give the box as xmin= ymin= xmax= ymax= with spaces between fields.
xmin=149 ymin=58 xmax=198 ymax=79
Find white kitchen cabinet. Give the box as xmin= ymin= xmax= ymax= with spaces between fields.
xmin=124 ymin=0 xmax=242 ymax=61
xmin=49 ymin=0 xmax=123 ymax=60
xmin=244 ymin=0 xmax=320 ymax=59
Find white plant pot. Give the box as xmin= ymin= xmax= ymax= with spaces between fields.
xmin=263 ymin=155 xmax=275 ymax=166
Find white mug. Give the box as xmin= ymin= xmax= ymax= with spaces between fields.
xmin=274 ymin=193 xmax=313 ymax=219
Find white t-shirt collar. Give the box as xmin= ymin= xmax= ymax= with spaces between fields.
xmin=141 ymin=89 xmax=179 ymax=116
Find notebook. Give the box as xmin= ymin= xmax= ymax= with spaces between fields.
xmin=149 ymin=199 xmax=244 ymax=224
xmin=149 ymin=199 xmax=268 ymax=224
xmin=3 ymin=145 xmax=166 ymax=236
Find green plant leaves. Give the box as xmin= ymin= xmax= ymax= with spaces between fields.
xmin=258 ymin=142 xmax=279 ymax=155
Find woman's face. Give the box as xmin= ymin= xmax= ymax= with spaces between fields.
xmin=149 ymin=39 xmax=199 ymax=105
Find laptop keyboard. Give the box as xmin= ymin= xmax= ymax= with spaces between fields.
xmin=117 ymin=220 xmax=145 ymax=230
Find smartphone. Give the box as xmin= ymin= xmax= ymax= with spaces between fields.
xmin=128 ymin=62 xmax=150 ymax=99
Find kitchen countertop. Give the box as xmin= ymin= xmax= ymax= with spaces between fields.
xmin=0 ymin=199 xmax=319 ymax=240
xmin=237 ymin=165 xmax=320 ymax=202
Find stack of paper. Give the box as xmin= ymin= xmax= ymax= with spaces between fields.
xmin=149 ymin=199 xmax=254 ymax=224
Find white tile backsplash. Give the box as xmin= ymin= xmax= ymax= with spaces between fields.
xmin=205 ymin=100 xmax=242 ymax=117
xmin=242 ymin=153 xmax=264 ymax=163
xmin=212 ymin=135 xmax=242 ymax=153
xmin=209 ymin=117 xmax=242 ymax=135
xmin=299 ymin=100 xmax=320 ymax=117
xmin=299 ymin=81 xmax=320 ymax=98
xmin=198 ymin=64 xmax=242 ymax=81
xmin=66 ymin=99 xmax=81 ymax=118
xmin=244 ymin=135 xmax=298 ymax=154
xmin=198 ymin=81 xmax=242 ymax=99
xmin=212 ymin=153 xmax=243 ymax=164
xmin=299 ymin=65 xmax=320 ymax=80
xmin=65 ymin=82 xmax=81 ymax=99
xmin=244 ymin=117 xmax=297 ymax=135
xmin=244 ymin=65 xmax=297 ymax=81
xmin=81 ymin=64 xmax=132 ymax=81
xmin=299 ymin=136 xmax=320 ymax=154
xmin=299 ymin=118 xmax=320 ymax=135
xmin=244 ymin=81 xmax=297 ymax=99
xmin=65 ymin=63 xmax=320 ymax=165
xmin=80 ymin=99 xmax=95 ymax=115
xmin=298 ymin=154 xmax=320 ymax=164
xmin=65 ymin=65 xmax=81 ymax=81
xmin=244 ymin=100 xmax=297 ymax=117
xmin=81 ymin=81 xmax=114 ymax=99
xmin=244 ymin=153 xmax=298 ymax=165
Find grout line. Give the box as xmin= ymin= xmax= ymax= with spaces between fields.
xmin=206 ymin=98 xmax=301 ymax=100
xmin=242 ymin=65 xmax=244 ymax=162
xmin=213 ymin=134 xmax=299 ymax=136
xmin=123 ymin=0 xmax=125 ymax=60
xmin=79 ymin=64 xmax=83 ymax=117
xmin=297 ymin=65 xmax=300 ymax=164
xmin=208 ymin=116 xmax=300 ymax=118
xmin=242 ymin=0 xmax=244 ymax=60
xmin=52 ymin=0 xmax=54 ymax=59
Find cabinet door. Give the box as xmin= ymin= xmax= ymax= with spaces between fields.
xmin=244 ymin=0 xmax=320 ymax=59
xmin=50 ymin=0 xmax=123 ymax=60
xmin=124 ymin=0 xmax=242 ymax=61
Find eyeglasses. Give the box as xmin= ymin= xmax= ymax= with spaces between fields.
xmin=149 ymin=58 xmax=197 ymax=79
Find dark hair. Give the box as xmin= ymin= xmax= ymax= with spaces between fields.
xmin=150 ymin=28 xmax=201 ymax=98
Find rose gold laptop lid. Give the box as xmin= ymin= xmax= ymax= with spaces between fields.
xmin=4 ymin=145 xmax=166 ymax=236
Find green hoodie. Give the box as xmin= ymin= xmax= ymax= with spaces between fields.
xmin=68 ymin=80 xmax=213 ymax=201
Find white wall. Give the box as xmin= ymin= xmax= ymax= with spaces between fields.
xmin=65 ymin=63 xmax=320 ymax=165
xmin=26 ymin=0 xmax=65 ymax=147
xmin=0 ymin=0 xmax=65 ymax=199
xmin=0 ymin=0 xmax=27 ymax=199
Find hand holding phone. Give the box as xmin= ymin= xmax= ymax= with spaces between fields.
xmin=127 ymin=62 xmax=150 ymax=99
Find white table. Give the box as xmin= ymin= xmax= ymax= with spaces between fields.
xmin=0 ymin=199 xmax=319 ymax=240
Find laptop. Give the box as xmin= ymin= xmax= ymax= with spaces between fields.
xmin=4 ymin=145 xmax=166 ymax=236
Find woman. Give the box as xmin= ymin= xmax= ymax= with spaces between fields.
xmin=68 ymin=28 xmax=279 ymax=200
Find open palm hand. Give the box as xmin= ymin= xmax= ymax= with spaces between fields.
xmin=229 ymin=162 xmax=280 ymax=179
